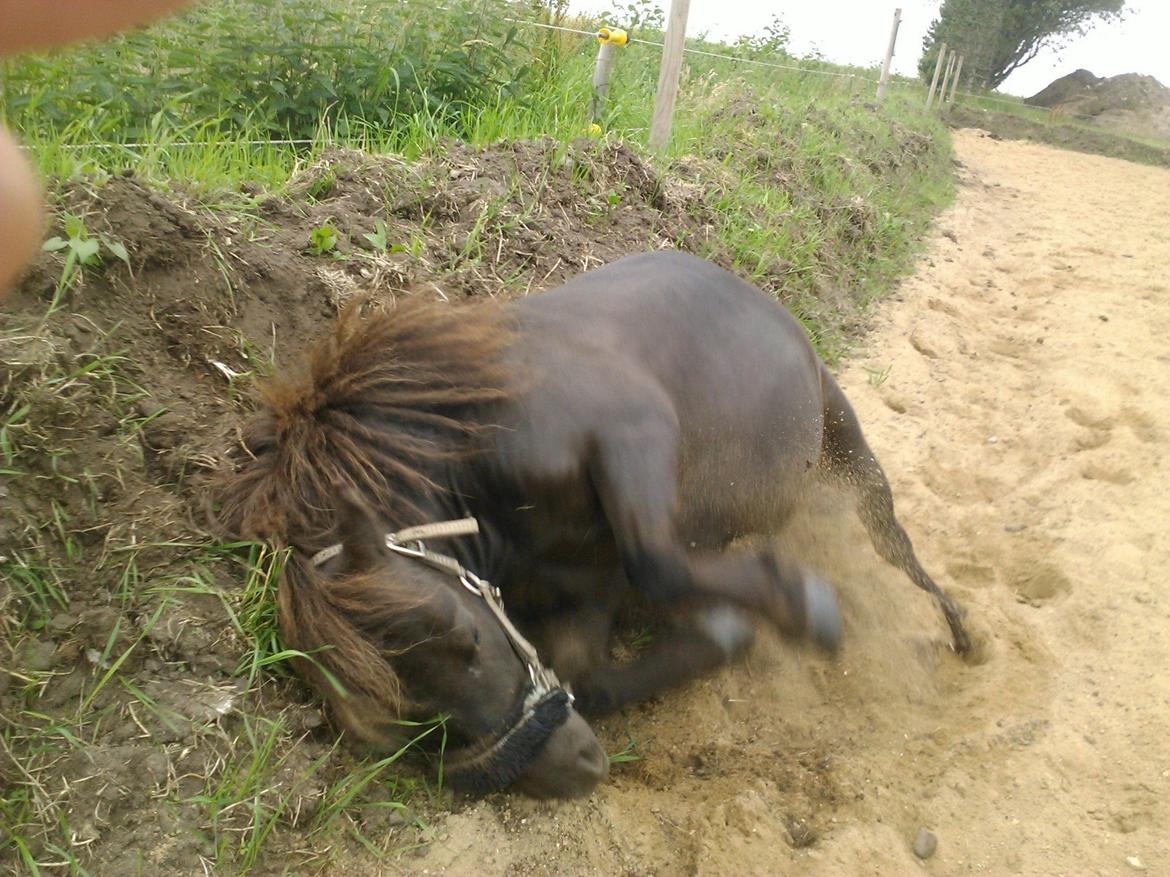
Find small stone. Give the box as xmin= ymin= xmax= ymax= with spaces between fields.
xmin=48 ymin=613 xmax=77 ymax=634
xmin=1126 ymin=855 xmax=1145 ymax=870
xmin=987 ymin=436 xmax=999 ymax=444
xmin=385 ymin=810 xmax=407 ymax=828
xmin=913 ymin=827 xmax=938 ymax=860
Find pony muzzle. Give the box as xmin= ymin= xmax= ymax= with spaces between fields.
xmin=444 ymin=688 xmax=607 ymax=799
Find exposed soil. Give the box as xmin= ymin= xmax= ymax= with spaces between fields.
xmin=337 ymin=131 xmax=1170 ymax=875
xmin=3 ymin=128 xmax=1167 ymax=875
xmin=0 ymin=139 xmax=714 ymax=876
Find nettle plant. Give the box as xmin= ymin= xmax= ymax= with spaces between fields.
xmin=40 ymin=214 xmax=131 ymax=316
xmin=2 ymin=0 xmax=537 ymax=142
xmin=307 ymin=222 xmax=342 ymax=258
xmin=42 ymin=214 xmax=130 ymax=269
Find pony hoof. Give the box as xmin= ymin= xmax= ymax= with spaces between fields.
xmin=953 ymin=613 xmax=993 ymax=666
xmin=695 ymin=605 xmax=756 ymax=659
xmin=802 ymin=572 xmax=843 ymax=654
xmin=951 ymin=625 xmax=972 ymax=657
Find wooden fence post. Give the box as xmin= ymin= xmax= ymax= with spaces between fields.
xmin=925 ymin=42 xmax=947 ymax=111
xmin=947 ymin=55 xmax=964 ymax=104
xmin=591 ymin=27 xmax=628 ymax=124
xmin=937 ymin=52 xmax=956 ymax=111
xmin=649 ymin=0 xmax=690 ymax=152
xmin=876 ymin=7 xmax=902 ymax=103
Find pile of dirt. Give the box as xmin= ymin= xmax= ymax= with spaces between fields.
xmin=1025 ymin=69 xmax=1170 ymax=142
xmin=1 ymin=120 xmax=943 ymax=874
xmin=1025 ymin=68 xmax=1104 ymax=107
xmin=1026 ymin=69 xmax=1170 ymax=112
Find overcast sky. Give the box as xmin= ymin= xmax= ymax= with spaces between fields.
xmin=578 ymin=1 xmax=1168 ymax=97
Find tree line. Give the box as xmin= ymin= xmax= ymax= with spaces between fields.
xmin=920 ymin=0 xmax=1126 ymax=90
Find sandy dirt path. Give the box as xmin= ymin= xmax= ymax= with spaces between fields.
xmin=381 ymin=130 xmax=1170 ymax=876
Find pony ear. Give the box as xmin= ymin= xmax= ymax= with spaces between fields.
xmin=333 ymin=487 xmax=389 ymax=573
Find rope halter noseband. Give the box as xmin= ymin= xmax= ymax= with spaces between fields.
xmin=311 ymin=518 xmax=573 ymax=793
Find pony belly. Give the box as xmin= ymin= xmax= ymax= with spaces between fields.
xmin=674 ymin=416 xmax=823 ymax=548
xmin=675 ymin=465 xmax=815 ymax=548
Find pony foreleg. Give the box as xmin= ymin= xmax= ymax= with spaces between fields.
xmin=569 ymin=606 xmax=756 ymax=716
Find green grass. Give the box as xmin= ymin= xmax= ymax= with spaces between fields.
xmin=4 ymin=3 xmax=954 ymax=360
xmin=952 ymin=89 xmax=1099 ymax=133
xmin=191 ymin=714 xmax=306 ymax=872
xmin=0 ymin=303 xmax=424 ymax=872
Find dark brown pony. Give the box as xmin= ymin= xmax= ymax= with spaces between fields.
xmin=214 ymin=251 xmax=971 ymax=799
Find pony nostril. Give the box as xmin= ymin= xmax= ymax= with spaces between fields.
xmin=579 ymin=740 xmax=609 ymax=781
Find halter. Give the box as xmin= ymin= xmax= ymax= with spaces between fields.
xmin=310 ymin=518 xmax=573 ymax=792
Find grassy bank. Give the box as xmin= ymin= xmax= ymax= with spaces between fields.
xmin=1 ymin=3 xmax=955 ymax=874
xmin=5 ymin=0 xmax=954 ymax=353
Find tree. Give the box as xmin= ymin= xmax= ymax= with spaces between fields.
xmin=919 ymin=0 xmax=1126 ymax=91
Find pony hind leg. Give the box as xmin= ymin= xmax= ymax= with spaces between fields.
xmin=587 ymin=409 xmax=842 ymax=655
xmin=818 ymin=370 xmax=974 ymax=658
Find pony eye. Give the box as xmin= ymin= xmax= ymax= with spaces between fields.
xmin=447 ymin=624 xmax=478 ymax=656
